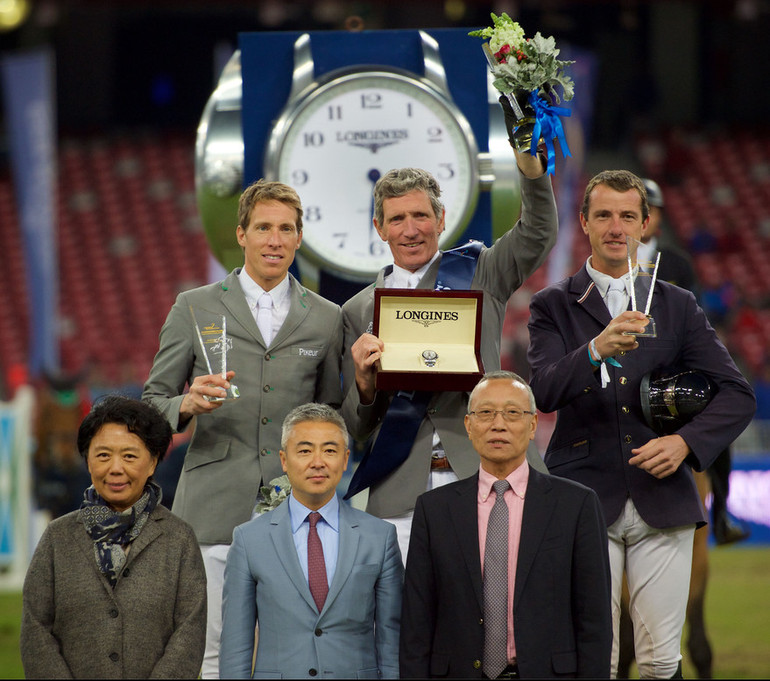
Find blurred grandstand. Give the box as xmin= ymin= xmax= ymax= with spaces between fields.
xmin=1 ymin=0 xmax=769 ymax=422
xmin=0 ymin=129 xmax=208 ymax=392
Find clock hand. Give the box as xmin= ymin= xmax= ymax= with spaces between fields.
xmin=368 ymin=168 xmax=381 ymax=238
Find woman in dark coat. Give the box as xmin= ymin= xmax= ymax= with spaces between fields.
xmin=21 ymin=395 xmax=207 ymax=679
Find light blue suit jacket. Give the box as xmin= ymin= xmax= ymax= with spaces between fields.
xmin=220 ymin=495 xmax=403 ymax=679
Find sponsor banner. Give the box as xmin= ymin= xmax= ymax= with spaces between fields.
xmin=0 ymin=49 xmax=59 ymax=375
xmin=718 ymin=455 xmax=770 ymax=545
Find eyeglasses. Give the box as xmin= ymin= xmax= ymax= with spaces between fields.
xmin=468 ymin=408 xmax=534 ymax=422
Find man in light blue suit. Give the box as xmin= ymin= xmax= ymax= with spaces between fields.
xmin=220 ymin=403 xmax=403 ymax=679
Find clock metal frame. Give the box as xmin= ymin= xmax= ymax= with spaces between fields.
xmin=262 ymin=31 xmax=488 ymax=282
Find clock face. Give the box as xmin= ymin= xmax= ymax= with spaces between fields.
xmin=264 ymin=70 xmax=479 ymax=280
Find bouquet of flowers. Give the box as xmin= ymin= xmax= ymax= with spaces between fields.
xmin=253 ymin=474 xmax=291 ymax=515
xmin=470 ymin=12 xmax=574 ymax=173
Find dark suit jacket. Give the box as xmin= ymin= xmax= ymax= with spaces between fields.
xmin=656 ymin=244 xmax=698 ymax=296
xmin=400 ymin=469 xmax=611 ymax=679
xmin=527 ymin=265 xmax=756 ymax=529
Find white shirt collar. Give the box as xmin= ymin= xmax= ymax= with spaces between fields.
xmin=288 ymin=493 xmax=340 ymax=533
xmin=238 ymin=268 xmax=291 ymax=308
xmin=585 ymin=256 xmax=633 ymax=298
xmin=388 ymin=250 xmax=440 ymax=288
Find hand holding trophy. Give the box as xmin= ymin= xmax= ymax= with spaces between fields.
xmin=189 ymin=306 xmax=241 ymax=401
xmin=470 ymin=12 xmax=574 ymax=174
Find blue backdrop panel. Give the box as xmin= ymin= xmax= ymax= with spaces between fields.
xmin=1 ymin=49 xmax=58 ymax=376
xmin=724 ymin=455 xmax=770 ymax=545
xmin=239 ymin=28 xmax=491 ymax=246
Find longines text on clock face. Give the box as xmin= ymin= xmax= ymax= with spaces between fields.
xmin=268 ymin=71 xmax=479 ymax=279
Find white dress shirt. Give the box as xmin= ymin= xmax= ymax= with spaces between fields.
xmin=238 ymin=269 xmax=291 ymax=340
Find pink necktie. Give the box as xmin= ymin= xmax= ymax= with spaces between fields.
xmin=483 ymin=479 xmax=510 ymax=678
xmin=307 ymin=512 xmax=328 ymax=612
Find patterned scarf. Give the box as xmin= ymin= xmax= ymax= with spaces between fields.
xmin=78 ymin=480 xmax=162 ymax=587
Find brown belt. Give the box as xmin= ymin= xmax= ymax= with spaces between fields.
xmin=430 ymin=455 xmax=451 ymax=471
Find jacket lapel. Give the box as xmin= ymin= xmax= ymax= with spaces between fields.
xmin=72 ymin=517 xmax=117 ymax=599
xmin=420 ymin=254 xmax=442 ymax=289
xmin=218 ymin=269 xmax=264 ymax=345
xmin=448 ymin=474 xmax=484 ymax=610
xmin=124 ymin=507 xmax=163 ymax=565
xmin=514 ymin=469 xmax=556 ymax=608
xmin=572 ymin=265 xmax=611 ymax=327
xmin=359 ymin=267 xmax=389 ymax=334
xmin=269 ymin=502 xmax=318 ymax=613
xmin=321 ymin=500 xmax=359 ymax=616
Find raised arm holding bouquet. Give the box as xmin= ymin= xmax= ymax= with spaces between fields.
xmin=470 ymin=12 xmax=574 ymax=174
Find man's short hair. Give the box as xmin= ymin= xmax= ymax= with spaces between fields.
xmin=581 ymin=170 xmax=649 ymax=222
xmin=238 ymin=179 xmax=304 ymax=233
xmin=373 ymin=168 xmax=444 ymax=227
xmin=468 ymin=370 xmax=537 ymax=413
xmin=281 ymin=403 xmax=348 ymax=449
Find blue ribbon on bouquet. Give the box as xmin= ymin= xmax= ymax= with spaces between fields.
xmin=527 ymin=90 xmax=572 ymax=175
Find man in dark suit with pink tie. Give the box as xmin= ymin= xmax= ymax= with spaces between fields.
xmin=400 ymin=371 xmax=612 ymax=679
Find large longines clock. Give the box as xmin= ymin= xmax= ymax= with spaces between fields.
xmin=262 ymin=32 xmax=491 ymax=282
xmin=196 ymin=29 xmax=519 ymax=290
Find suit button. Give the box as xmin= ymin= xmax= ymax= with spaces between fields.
xmin=583 ymin=387 xmax=591 ymax=393
xmin=109 ymin=652 xmax=119 ymax=662
xmin=625 ymin=435 xmax=632 ymax=443
xmin=427 ymin=408 xmax=437 ymax=415
xmin=309 ymin=669 xmax=318 ymax=676
xmin=265 ymin=353 xmax=271 ymax=361
xmin=260 ymin=449 xmax=268 ymax=457
xmin=620 ymin=350 xmax=626 ymax=356
xmin=109 ymin=608 xmax=119 ymax=618
xmin=315 ymin=628 xmax=322 ymax=636
xmin=619 ymin=376 xmax=628 ymax=385
xmin=261 ymin=417 xmax=269 ymax=425
xmin=263 ymin=384 xmax=271 ymax=392
xmin=473 ymin=660 xmax=481 ymax=669
xmin=622 ymin=406 xmax=630 ymax=414
xmin=478 ymin=618 xmax=484 ymax=625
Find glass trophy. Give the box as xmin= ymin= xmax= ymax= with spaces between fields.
xmin=626 ymin=236 xmax=660 ymax=338
xmin=189 ymin=306 xmax=240 ymax=401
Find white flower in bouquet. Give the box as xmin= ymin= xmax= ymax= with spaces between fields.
xmin=470 ymin=12 xmax=574 ymax=105
xmin=485 ymin=19 xmax=525 ymax=55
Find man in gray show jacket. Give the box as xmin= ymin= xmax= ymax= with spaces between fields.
xmin=143 ymin=179 xmax=343 ymax=677
xmin=342 ymin=147 xmax=556 ymax=560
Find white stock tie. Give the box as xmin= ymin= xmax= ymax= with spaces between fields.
xmin=407 ymin=273 xmax=421 ymax=289
xmin=257 ymin=293 xmax=273 ymax=346
xmin=606 ymin=279 xmax=627 ymax=319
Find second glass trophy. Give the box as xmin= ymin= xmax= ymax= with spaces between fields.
xmin=189 ymin=306 xmax=240 ymax=401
